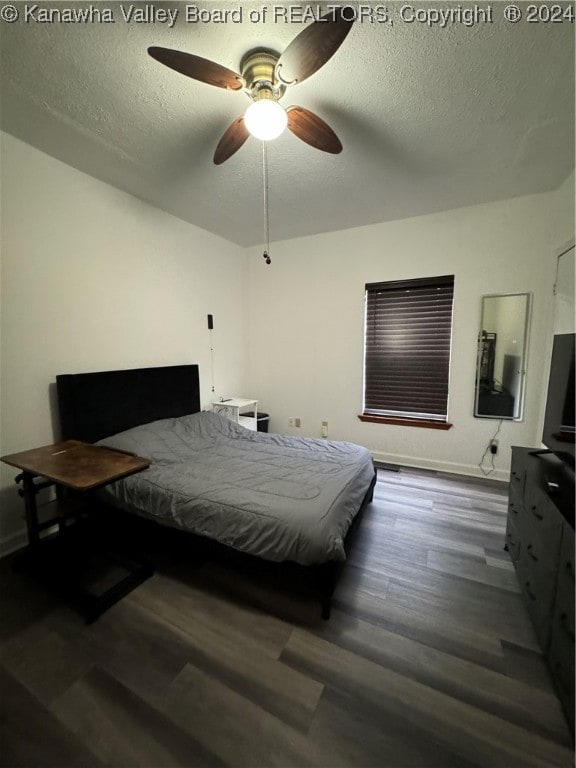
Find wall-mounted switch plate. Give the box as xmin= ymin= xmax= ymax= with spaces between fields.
xmin=321 ymin=421 xmax=328 ymax=438
xmin=288 ymin=417 xmax=294 ymax=427
xmin=295 ymin=417 xmax=301 ymax=428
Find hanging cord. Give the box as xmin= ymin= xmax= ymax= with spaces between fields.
xmin=479 ymin=419 xmax=503 ymax=476
xmin=262 ymin=142 xmax=271 ymax=265
xmin=209 ymin=328 xmax=215 ymax=393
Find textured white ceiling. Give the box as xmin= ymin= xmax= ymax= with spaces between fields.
xmin=1 ymin=2 xmax=574 ymax=246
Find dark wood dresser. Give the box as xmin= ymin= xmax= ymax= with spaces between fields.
xmin=506 ymin=447 xmax=575 ymax=736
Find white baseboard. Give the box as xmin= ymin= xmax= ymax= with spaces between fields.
xmin=371 ymin=451 xmax=510 ymax=483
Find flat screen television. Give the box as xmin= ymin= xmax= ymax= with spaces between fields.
xmin=542 ymin=333 xmax=575 ymax=467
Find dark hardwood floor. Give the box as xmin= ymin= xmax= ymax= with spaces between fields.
xmin=1 ymin=466 xmax=574 ymax=767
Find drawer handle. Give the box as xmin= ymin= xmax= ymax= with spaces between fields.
xmin=509 ymin=504 xmax=518 ymax=515
xmin=530 ymin=506 xmax=544 ymax=521
xmin=545 ymin=476 xmax=560 ymax=495
xmin=560 ymin=613 xmax=575 ymax=643
xmin=527 ymin=544 xmax=538 ymax=562
xmin=525 ymin=582 xmax=536 ymax=601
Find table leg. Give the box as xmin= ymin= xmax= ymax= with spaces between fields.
xmin=20 ymin=472 xmax=40 ymax=547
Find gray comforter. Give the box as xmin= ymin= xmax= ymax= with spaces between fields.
xmin=98 ymin=411 xmax=375 ymax=566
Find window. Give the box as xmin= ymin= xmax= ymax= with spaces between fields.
xmin=360 ymin=275 xmax=455 ymax=429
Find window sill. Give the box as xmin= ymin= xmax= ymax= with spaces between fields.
xmin=358 ymin=414 xmax=453 ymax=430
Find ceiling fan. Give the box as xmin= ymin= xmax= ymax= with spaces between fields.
xmin=148 ymin=6 xmax=354 ymax=164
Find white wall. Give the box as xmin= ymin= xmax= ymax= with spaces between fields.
xmin=1 ymin=130 xmax=573 ymax=552
xmin=245 ymin=180 xmax=575 ymax=480
xmin=554 ymin=243 xmax=575 ymax=334
xmin=0 ymin=132 xmax=248 ymax=552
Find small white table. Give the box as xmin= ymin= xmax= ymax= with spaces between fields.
xmin=213 ymin=398 xmax=258 ymax=431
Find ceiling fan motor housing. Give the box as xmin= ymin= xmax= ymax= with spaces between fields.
xmin=241 ymin=49 xmax=285 ymax=101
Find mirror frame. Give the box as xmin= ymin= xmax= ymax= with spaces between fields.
xmin=474 ymin=292 xmax=532 ymax=421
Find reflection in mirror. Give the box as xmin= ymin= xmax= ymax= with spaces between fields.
xmin=475 ymin=293 xmax=531 ymax=420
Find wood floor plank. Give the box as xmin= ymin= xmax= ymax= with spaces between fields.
xmin=381 ymin=469 xmax=507 ymax=502
xmin=50 ymin=665 xmax=225 ymax=768
xmin=426 ymin=549 xmax=521 ymax=592
xmin=306 ymin=685 xmax=480 ymax=768
xmin=0 ymin=623 xmax=93 ymax=707
xmin=176 ymin=558 xmax=326 ymax=626
xmin=46 ymin=597 xmax=195 ymax=708
xmin=393 ymin=515 xmax=507 ymax=552
xmin=348 ymin=536 xmax=430 ymax=568
xmin=281 ymin=629 xmax=574 ymax=768
xmin=0 ymin=665 xmax=104 ymax=768
xmin=127 ymin=586 xmax=325 ymax=732
xmin=130 ymin=569 xmax=293 ymax=660
xmin=378 ymin=479 xmax=508 ymax=521
xmin=310 ymin=609 xmax=570 ymax=744
xmin=385 ymin=575 xmax=540 ymax=651
xmin=162 ymin=662 xmax=325 ymax=767
xmin=0 ymin=465 xmax=572 ymax=767
xmin=500 ymin=638 xmax=559 ymax=690
xmin=341 ymin=549 xmax=536 ymax=650
xmin=485 ymin=550 xmax=516 ymax=570
xmin=357 ymin=518 xmax=488 ymax=558
xmin=333 ymin=582 xmax=517 ymax=667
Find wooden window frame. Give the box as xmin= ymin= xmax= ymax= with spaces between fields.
xmin=360 ymin=275 xmax=455 ymax=429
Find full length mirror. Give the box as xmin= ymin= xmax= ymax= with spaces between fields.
xmin=475 ymin=293 xmax=531 ymax=420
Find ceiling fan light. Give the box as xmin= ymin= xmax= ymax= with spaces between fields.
xmin=244 ymin=100 xmax=287 ymax=141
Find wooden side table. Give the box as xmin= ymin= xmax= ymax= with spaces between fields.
xmin=1 ymin=440 xmax=153 ymax=622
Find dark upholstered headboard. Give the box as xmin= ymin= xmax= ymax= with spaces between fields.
xmin=57 ymin=365 xmax=201 ymax=443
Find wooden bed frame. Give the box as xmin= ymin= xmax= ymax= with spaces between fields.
xmin=56 ymin=364 xmax=376 ymax=619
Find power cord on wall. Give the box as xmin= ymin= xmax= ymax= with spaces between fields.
xmin=262 ymin=142 xmax=271 ymax=265
xmin=479 ymin=419 xmax=503 ymax=476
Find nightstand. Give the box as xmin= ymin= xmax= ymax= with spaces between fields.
xmin=213 ymin=398 xmax=259 ymax=430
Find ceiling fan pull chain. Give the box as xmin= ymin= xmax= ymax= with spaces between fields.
xmin=262 ymin=142 xmax=271 ymax=265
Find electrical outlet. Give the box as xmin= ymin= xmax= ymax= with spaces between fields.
xmin=288 ymin=417 xmax=294 ymax=427
xmin=321 ymin=421 xmax=328 ymax=438
xmin=295 ymin=418 xmax=301 ymax=428
xmin=490 ymin=439 xmax=498 ymax=455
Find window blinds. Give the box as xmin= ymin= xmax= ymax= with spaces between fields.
xmin=364 ymin=275 xmax=455 ymax=421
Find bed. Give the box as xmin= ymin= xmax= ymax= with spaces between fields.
xmin=56 ymin=364 xmax=376 ymax=618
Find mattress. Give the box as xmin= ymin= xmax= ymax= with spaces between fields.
xmin=97 ymin=411 xmax=374 ymax=566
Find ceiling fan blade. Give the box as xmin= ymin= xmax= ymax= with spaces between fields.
xmin=148 ymin=47 xmax=244 ymax=91
xmin=286 ymin=106 xmax=342 ymax=154
xmin=213 ymin=118 xmax=250 ymax=164
xmin=275 ymin=6 xmax=354 ymax=86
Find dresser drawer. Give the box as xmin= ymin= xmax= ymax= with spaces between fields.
xmin=557 ymin=525 xmax=575 ymax=594
xmin=548 ymin=608 xmax=575 ymax=734
xmin=508 ymin=448 xmax=574 ymax=736
xmin=507 ymin=496 xmax=523 ymax=523
xmin=550 ymin=598 xmax=575 ymax=653
xmin=521 ymin=491 xmax=563 ymax=557
xmin=551 ymin=525 xmax=575 ymax=644
xmin=509 ymin=462 xmax=525 ymax=506
xmin=549 ymin=525 xmax=575 ymax=734
xmin=505 ymin=513 xmax=521 ymax=564
xmin=516 ymin=546 xmax=559 ymax=650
